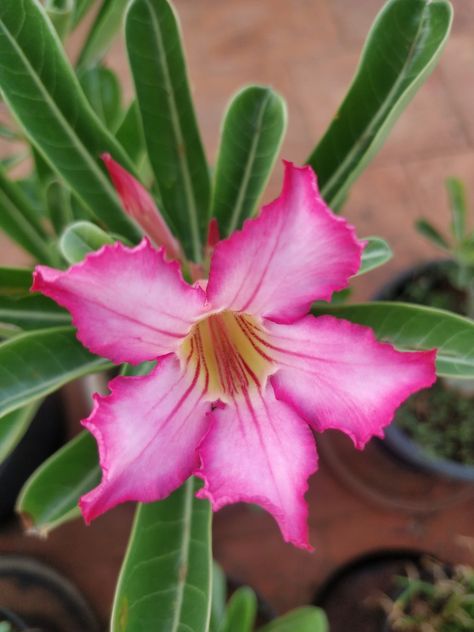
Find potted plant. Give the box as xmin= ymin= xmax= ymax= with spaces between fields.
xmin=383 ymin=557 xmax=474 ymax=631
xmin=0 ymin=0 xmax=468 ymax=628
xmin=378 ymin=178 xmax=474 ymax=482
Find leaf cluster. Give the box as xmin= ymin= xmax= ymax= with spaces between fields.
xmin=0 ymin=0 xmax=457 ymax=629
xmin=387 ymin=558 xmax=474 ymax=632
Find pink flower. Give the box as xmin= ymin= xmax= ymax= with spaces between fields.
xmin=32 ymin=161 xmax=436 ymax=550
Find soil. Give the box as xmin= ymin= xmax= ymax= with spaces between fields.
xmin=381 ymin=261 xmax=474 ymax=466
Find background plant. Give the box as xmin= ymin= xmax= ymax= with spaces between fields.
xmin=417 ymin=178 xmax=474 ymax=317
xmin=0 ymin=0 xmax=465 ymax=629
xmin=386 ymin=558 xmax=474 ymax=632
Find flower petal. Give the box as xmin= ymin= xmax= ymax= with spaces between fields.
xmin=196 ymin=385 xmax=317 ymax=550
xmin=102 ymin=154 xmax=182 ymax=261
xmin=32 ymin=239 xmax=207 ymax=364
xmin=267 ymin=315 xmax=437 ymax=449
xmin=80 ymin=354 xmax=211 ymax=522
xmin=206 ymin=161 xmax=363 ymax=323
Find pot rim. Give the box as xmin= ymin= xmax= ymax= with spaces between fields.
xmin=374 ymin=259 xmax=474 ymax=482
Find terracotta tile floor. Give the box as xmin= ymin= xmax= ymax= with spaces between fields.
xmin=1 ymin=0 xmax=474 ymax=626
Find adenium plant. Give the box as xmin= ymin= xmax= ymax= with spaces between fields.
xmin=0 ymin=0 xmax=461 ymax=628
xmin=34 ymin=157 xmax=436 ymax=550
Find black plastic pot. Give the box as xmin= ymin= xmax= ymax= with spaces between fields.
xmin=0 ymin=394 xmax=65 ymax=521
xmin=0 ymin=554 xmax=100 ymax=632
xmin=375 ymin=260 xmax=474 ymax=483
xmin=313 ymin=549 xmax=424 ymax=632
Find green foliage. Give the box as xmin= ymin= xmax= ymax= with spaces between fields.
xmin=0 ymin=294 xmax=70 ymax=331
xmin=259 ymin=607 xmax=328 ymax=632
xmin=0 ymin=0 xmax=140 ymax=241
xmin=111 ymin=478 xmax=212 ymax=632
xmin=387 ymin=559 xmax=474 ymax=631
xmin=210 ymin=563 xmax=227 ymax=632
xmin=356 ymin=237 xmax=393 ymax=277
xmin=416 ymin=178 xmax=474 ymax=308
xmin=396 ymin=380 xmax=474 ymax=464
xmin=0 ymin=267 xmax=36 ymax=297
xmin=313 ymin=302 xmax=474 ymax=378
xmin=211 ymin=86 xmax=287 ymax=237
xmin=0 ymin=0 xmax=459 ymax=627
xmin=43 ymin=0 xmax=74 ymax=39
xmin=307 ymin=0 xmax=453 ymax=211
xmin=126 ymin=0 xmax=211 ymax=262
xmin=79 ymin=65 xmax=123 ymax=130
xmin=0 ymin=327 xmax=110 ymax=417
xmin=0 ymin=165 xmax=55 ymax=264
xmin=60 ymin=221 xmax=114 ymax=263
xmin=115 ymin=100 xmax=146 ymax=166
xmin=415 ymin=219 xmax=450 ymax=251
xmin=0 ymin=401 xmax=40 ymax=464
xmin=447 ymin=178 xmax=467 ymax=241
xmin=72 ymin=0 xmax=96 ymax=28
xmin=17 ymin=430 xmax=100 ymax=535
xmin=218 ymin=587 xmax=257 ymax=632
xmin=76 ymin=0 xmax=130 ymax=70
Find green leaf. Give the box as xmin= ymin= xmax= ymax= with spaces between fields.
xmin=415 ymin=218 xmax=450 ymax=251
xmin=456 ymin=240 xmax=474 ymax=267
xmin=259 ymin=607 xmax=328 ymax=632
xmin=60 ymin=220 xmax=114 ymax=263
xmin=76 ymin=0 xmax=130 ymax=70
xmin=0 ymin=166 xmax=54 ymax=264
xmin=218 ymin=587 xmax=257 ymax=632
xmin=0 ymin=267 xmax=35 ymax=297
xmin=45 ymin=179 xmax=74 ymax=235
xmin=44 ymin=0 xmax=74 ymax=39
xmin=210 ymin=562 xmax=227 ymax=632
xmin=446 ymin=177 xmax=467 ymax=242
xmin=111 ymin=478 xmax=212 ymax=632
xmin=16 ymin=361 xmax=152 ymax=536
xmin=0 ymin=326 xmax=110 ymax=417
xmin=16 ymin=430 xmax=100 ymax=535
xmin=115 ymin=100 xmax=146 ymax=166
xmin=79 ymin=65 xmax=122 ymax=130
xmin=211 ymin=86 xmax=287 ymax=237
xmin=307 ymin=0 xmax=453 ymax=210
xmin=0 ymin=294 xmax=70 ymax=331
xmin=0 ymin=401 xmax=40 ymax=464
xmin=356 ymin=236 xmax=393 ymax=276
xmin=0 ymin=0 xmax=140 ymax=241
xmin=126 ymin=0 xmax=211 ymax=262
xmin=312 ymin=302 xmax=474 ymax=378
xmin=71 ymin=0 xmax=95 ymax=28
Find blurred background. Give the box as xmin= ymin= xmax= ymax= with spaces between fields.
xmin=1 ymin=1 xmax=474 ymax=630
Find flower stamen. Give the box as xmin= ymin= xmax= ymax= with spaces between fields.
xmin=179 ymin=311 xmax=275 ymax=402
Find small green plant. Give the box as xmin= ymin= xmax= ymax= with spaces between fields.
xmin=386 ymin=558 xmax=474 ymax=632
xmin=416 ymin=178 xmax=474 ymax=317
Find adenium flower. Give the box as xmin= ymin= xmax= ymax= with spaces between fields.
xmin=32 ymin=159 xmax=436 ymax=550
